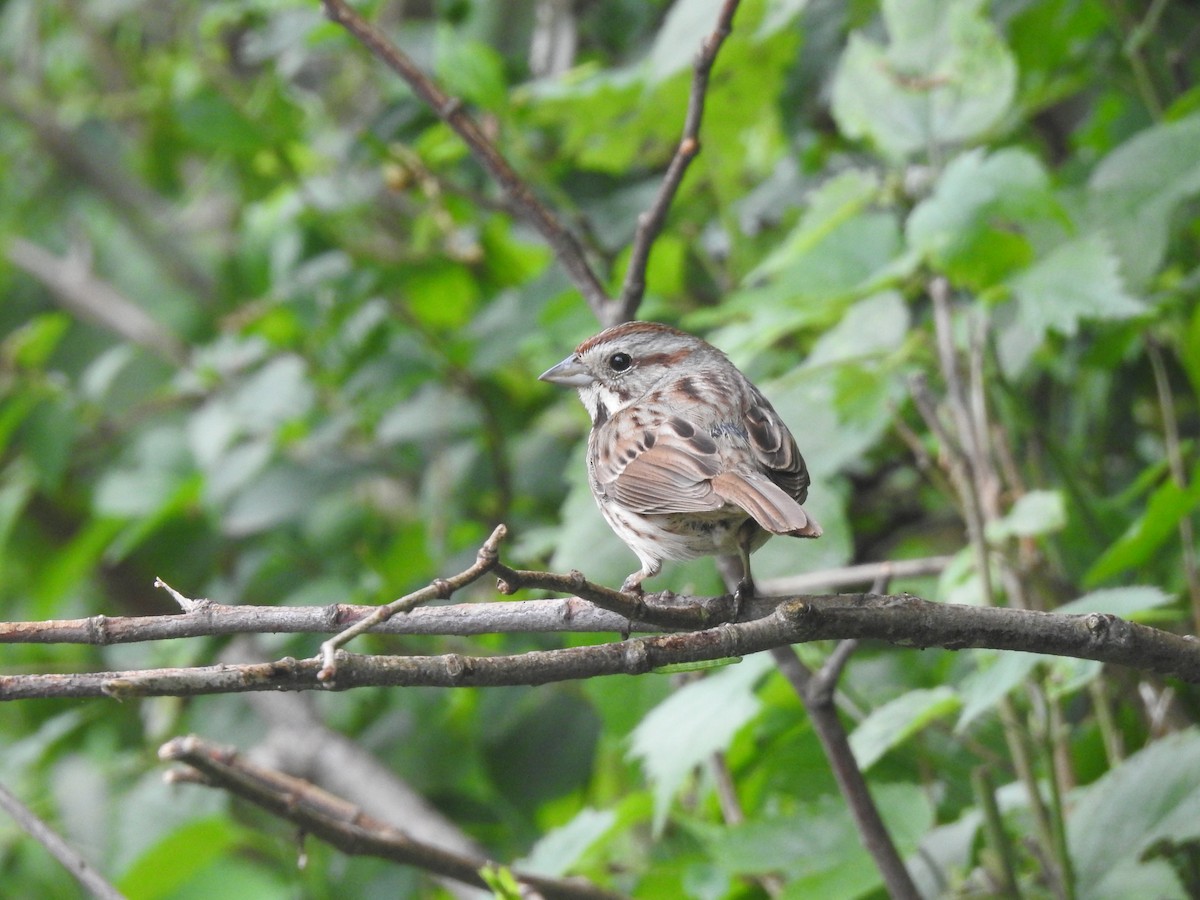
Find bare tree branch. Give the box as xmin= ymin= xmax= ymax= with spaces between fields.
xmin=764 ymin=567 xmax=920 ymax=900
xmin=7 ymin=237 xmax=188 ymax=365
xmin=319 ymin=0 xmax=612 ymax=322
xmin=770 ymin=644 xmax=920 ymax=899
xmin=0 ymin=781 xmax=124 ymax=900
xmin=0 ymin=84 xmax=216 ymax=303
xmin=218 ymin=631 xmax=490 ymax=899
xmin=0 ymin=554 xmax=949 ymax=647
xmin=919 ymin=279 xmax=1073 ymax=895
xmin=0 ymin=596 xmax=633 ymax=644
xmin=159 ymin=735 xmax=623 ymax=900
xmin=1147 ymin=336 xmax=1200 ymax=631
xmin=3 ymin=594 xmax=1198 ymax=701
xmin=616 ymin=0 xmax=741 ymax=322
xmin=760 ymin=554 xmax=953 ymax=594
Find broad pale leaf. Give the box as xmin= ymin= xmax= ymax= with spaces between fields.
xmin=628 ymin=654 xmax=773 ymax=833
xmin=1087 ymin=113 xmax=1200 ymax=288
xmin=1009 ymin=233 xmax=1143 ymax=339
xmin=985 ymin=489 xmax=1067 ymax=542
xmin=831 ymin=0 xmax=1016 ymax=159
xmin=520 ymin=807 xmax=618 ymax=877
xmin=1069 ymin=729 xmax=1200 ymax=899
xmin=849 ymin=686 xmax=960 ymax=770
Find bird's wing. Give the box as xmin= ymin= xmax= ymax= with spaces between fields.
xmin=742 ymin=386 xmax=812 ymax=505
xmin=595 ymin=413 xmax=727 ymax=514
xmin=711 ymin=470 xmax=821 ymax=537
xmin=596 ymin=406 xmax=821 ymax=538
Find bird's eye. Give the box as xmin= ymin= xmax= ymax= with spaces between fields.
xmin=608 ymin=352 xmax=633 ymax=372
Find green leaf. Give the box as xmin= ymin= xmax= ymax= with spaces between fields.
xmin=849 ymin=686 xmax=960 ymax=770
xmin=985 ymin=489 xmax=1067 ymax=542
xmin=0 ymin=461 xmax=35 ymax=573
xmin=849 ymin=686 xmax=960 ymax=772
xmin=1069 ymin=728 xmax=1200 ymax=899
xmin=696 ymin=783 xmax=932 ymax=895
xmin=520 ymin=807 xmax=618 ymax=877
xmin=220 ymin=463 xmax=329 ymax=536
xmin=34 ymin=517 xmax=125 ymax=617
xmin=228 ymin=354 xmax=316 ymax=435
xmin=176 ymin=88 xmax=269 ymax=153
xmin=830 ymin=0 xmax=1016 ymax=159
xmin=21 ymin=397 xmax=77 ymax=491
xmin=104 ymin=474 xmax=203 ymax=564
xmin=376 ymin=385 xmax=480 ymax=445
xmin=94 ymin=426 xmax=193 ymax=517
xmin=759 ymin=0 xmax=811 ymax=37
xmin=730 ymin=211 xmax=904 ymax=338
xmin=1056 ymin=586 xmax=1172 ymax=618
xmin=805 ymin=291 xmax=910 ymax=368
xmin=1009 ymin=233 xmax=1144 ymax=340
xmin=479 ymin=863 xmax=523 ymax=899
xmin=435 ymin=26 xmax=507 ymax=110
xmin=4 ymin=312 xmax=71 ymax=369
xmin=117 ymin=818 xmax=240 ymax=900
xmin=401 ymin=262 xmax=480 ymax=329
xmin=628 ymin=654 xmax=773 ymax=833
xmin=750 ymin=169 xmax=882 ymax=281
xmin=957 ymin=651 xmax=1040 ymax=731
xmin=649 ymin=0 xmax=726 ymax=81
xmin=1182 ymin=302 xmax=1200 ymax=403
xmin=1086 ymin=112 xmax=1200 ymax=288
xmin=1086 ymin=474 xmax=1200 ymax=586
xmin=906 ymin=148 xmax=1058 ymax=288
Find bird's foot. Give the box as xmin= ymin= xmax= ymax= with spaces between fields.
xmin=733 ymin=577 xmax=756 ymax=619
xmin=619 ymin=573 xmax=649 ymax=639
xmin=620 ymin=574 xmax=645 ymax=595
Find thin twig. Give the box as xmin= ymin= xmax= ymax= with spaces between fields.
xmin=159 ymin=736 xmax=622 ymax=900
xmin=616 ymin=0 xmax=741 ymax=322
xmin=318 ymin=524 xmax=508 ymax=682
xmin=319 ymin=0 xmax=611 ymax=322
xmin=0 ymin=781 xmax=124 ymax=900
xmin=769 ymin=644 xmax=920 ymax=900
xmin=1147 ymin=337 xmax=1200 ymax=630
xmin=1030 ymin=689 xmax=1076 ymax=900
xmin=8 ymin=237 xmax=188 ymax=365
xmin=971 ymin=767 xmax=1022 ymax=898
xmin=759 ymin=562 xmax=918 ymax=900
xmin=910 ymin=372 xmax=995 ymax=605
xmin=921 ymin=282 xmax=1070 ymax=895
xmin=708 ymin=751 xmax=785 ymax=896
xmin=0 ymin=84 xmax=216 ymax=303
xmin=759 ymin=555 xmax=953 ymax=595
xmin=1088 ymin=679 xmax=1125 ymax=767
xmin=1111 ymin=0 xmax=1167 ymax=118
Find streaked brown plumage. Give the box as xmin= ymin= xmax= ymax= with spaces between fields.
xmin=540 ymin=321 xmax=820 ymax=600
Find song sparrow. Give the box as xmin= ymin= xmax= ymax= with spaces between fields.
xmin=540 ymin=321 xmax=820 ymax=602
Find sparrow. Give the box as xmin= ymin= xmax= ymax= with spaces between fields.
xmin=540 ymin=321 xmax=820 ymax=604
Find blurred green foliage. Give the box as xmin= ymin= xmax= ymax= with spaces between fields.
xmin=1 ymin=0 xmax=1200 ymax=896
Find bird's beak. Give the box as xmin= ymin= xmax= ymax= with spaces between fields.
xmin=539 ymin=354 xmax=594 ymax=388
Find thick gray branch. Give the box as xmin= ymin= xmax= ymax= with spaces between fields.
xmin=160 ymin=736 xmax=621 ymax=900
xmin=2 ymin=596 xmax=1198 ymax=701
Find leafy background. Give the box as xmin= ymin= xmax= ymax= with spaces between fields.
xmin=2 ymin=0 xmax=1200 ymax=896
